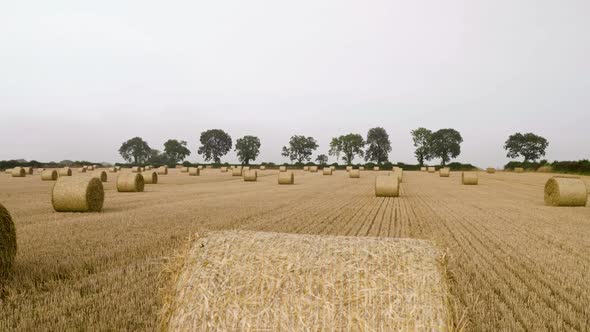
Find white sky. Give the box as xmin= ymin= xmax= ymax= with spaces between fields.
xmin=1 ymin=0 xmax=589 ymax=167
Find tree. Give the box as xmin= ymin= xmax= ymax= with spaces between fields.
xmin=365 ymin=127 xmax=391 ymax=165
xmin=411 ymin=128 xmax=433 ymax=166
xmin=147 ymin=149 xmax=170 ymax=165
xmin=164 ymin=139 xmax=191 ymax=164
xmin=315 ymin=154 xmax=328 ymax=165
xmin=235 ymin=135 xmax=261 ymax=165
xmin=119 ymin=137 xmax=151 ymax=164
xmin=428 ymin=129 xmax=463 ymax=166
xmin=197 ymin=129 xmax=232 ymax=163
xmin=281 ymin=135 xmax=319 ymax=164
xmin=504 ymin=132 xmax=549 ymax=162
xmin=329 ymin=134 xmax=365 ymax=165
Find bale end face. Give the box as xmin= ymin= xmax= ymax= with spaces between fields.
xmin=544 ymin=177 xmax=588 ymax=207
xmin=52 ymin=177 xmax=104 ymax=212
xmin=117 ymin=173 xmax=145 ymax=192
xmin=158 ymin=166 xmax=168 ymax=175
xmin=462 ymin=172 xmax=479 ymax=185
xmin=278 ymin=172 xmax=294 ymax=185
xmin=0 ymin=203 xmax=17 ymax=278
xmin=375 ymin=176 xmax=399 ymax=197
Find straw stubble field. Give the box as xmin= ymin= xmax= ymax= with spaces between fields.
xmin=0 ymin=169 xmax=589 ymax=330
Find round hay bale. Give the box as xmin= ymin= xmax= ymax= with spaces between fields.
xmin=206 ymin=165 xmax=212 ymax=169
xmin=392 ymin=170 xmax=404 ymax=183
xmin=142 ymin=171 xmax=158 ymax=184
xmin=427 ymin=167 xmax=436 ymax=173
xmin=439 ymin=168 xmax=450 ymax=178
xmin=373 ymin=166 xmax=380 ymax=171
xmin=420 ymin=167 xmax=427 ymax=172
xmin=242 ymin=166 xmax=250 ymax=172
xmin=278 ymin=171 xmax=294 ymax=185
xmin=58 ymin=168 xmax=72 ymax=177
xmin=323 ymin=168 xmax=333 ymax=175
xmin=92 ymin=170 xmax=108 ymax=182
xmin=259 ymin=165 xmax=266 ymax=171
xmin=87 ymin=165 xmax=95 ymax=171
xmin=145 ymin=166 xmax=152 ymax=171
xmin=132 ymin=166 xmax=143 ymax=173
xmin=220 ymin=167 xmax=228 ymax=173
xmin=537 ymin=166 xmax=553 ymax=173
xmin=486 ymin=168 xmax=496 ymax=174
xmin=243 ymin=170 xmax=258 ymax=182
xmin=78 ymin=167 xmax=87 ymax=173
xmin=462 ymin=172 xmax=479 ymax=185
xmin=109 ymin=167 xmax=118 ymax=173
xmin=52 ymin=177 xmax=104 ymax=212
xmin=41 ymin=169 xmax=58 ymax=181
xmin=349 ymin=169 xmax=360 ymax=178
xmin=197 ymin=165 xmax=204 ymax=170
xmin=0 ymin=203 xmax=17 ymax=277
xmin=303 ymin=166 xmax=309 ymax=171
xmin=117 ymin=173 xmax=145 ymax=192
xmin=4 ymin=169 xmax=12 ymax=174
xmin=330 ymin=166 xmax=336 ymax=171
xmin=116 ymin=166 xmax=122 ymax=171
xmin=359 ymin=166 xmax=365 ymax=171
xmin=158 ymin=166 xmax=168 ymax=175
xmin=375 ymin=176 xmax=399 ymax=197
xmin=346 ymin=166 xmax=352 ymax=172
xmin=514 ymin=167 xmax=524 ymax=173
xmin=544 ymin=177 xmax=588 ymax=207
xmin=11 ymin=167 xmax=26 ymax=177
xmin=309 ymin=166 xmax=318 ymax=173
xmin=232 ymin=167 xmax=243 ymax=176
xmin=189 ymin=167 xmax=200 ymax=176
xmin=180 ymin=166 xmax=189 ymax=173
xmin=279 ymin=166 xmax=287 ymax=172
xmin=23 ymin=167 xmax=33 ymax=175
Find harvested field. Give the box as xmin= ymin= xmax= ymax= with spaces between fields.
xmin=0 ymin=169 xmax=589 ymax=330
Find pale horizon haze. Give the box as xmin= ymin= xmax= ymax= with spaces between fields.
xmin=1 ymin=1 xmax=589 ymax=167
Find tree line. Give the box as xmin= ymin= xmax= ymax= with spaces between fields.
xmin=117 ymin=128 xmax=550 ymax=167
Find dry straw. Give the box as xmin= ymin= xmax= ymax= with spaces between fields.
xmin=392 ymin=169 xmax=404 ymax=183
xmin=514 ymin=167 xmax=524 ymax=173
xmin=4 ymin=169 xmax=11 ymax=174
xmin=279 ymin=166 xmax=287 ymax=172
xmin=78 ymin=167 xmax=86 ymax=173
xmin=41 ymin=170 xmax=58 ymax=181
xmin=537 ymin=166 xmax=553 ymax=173
xmin=420 ymin=167 xmax=427 ymax=172
xmin=117 ymin=173 xmax=145 ymax=192
xmin=87 ymin=165 xmax=95 ymax=171
xmin=278 ymin=171 xmax=294 ymax=185
xmin=428 ymin=167 xmax=436 ymax=173
xmin=346 ymin=166 xmax=352 ymax=172
xmin=462 ymin=172 xmax=479 ymax=185
xmin=11 ymin=167 xmax=26 ymax=177
xmin=373 ymin=166 xmax=380 ymax=171
xmin=375 ymin=176 xmax=399 ymax=197
xmin=323 ymin=168 xmax=333 ymax=175
xmin=349 ymin=169 xmax=360 ymax=178
xmin=359 ymin=166 xmax=365 ymax=171
xmin=303 ymin=166 xmax=309 ymax=171
xmin=142 ymin=171 xmax=158 ymax=184
xmin=132 ymin=166 xmax=143 ymax=173
xmin=330 ymin=166 xmax=335 ymax=171
xmin=158 ymin=166 xmax=168 ymax=175
xmin=109 ymin=167 xmax=118 ymax=173
xmin=188 ymin=168 xmax=200 ymax=176
xmin=197 ymin=166 xmax=204 ymax=170
xmin=243 ymin=170 xmax=258 ymax=182
xmin=309 ymin=166 xmax=318 ymax=173
xmin=23 ymin=167 xmax=33 ymax=175
xmin=232 ymin=167 xmax=243 ymax=177
xmin=486 ymin=168 xmax=496 ymax=174
xmin=52 ymin=177 xmax=104 ymax=212
xmin=92 ymin=171 xmax=108 ymax=183
xmin=439 ymin=168 xmax=450 ymax=178
xmin=544 ymin=177 xmax=587 ymax=207
xmin=145 ymin=166 xmax=152 ymax=170
xmin=220 ymin=167 xmax=228 ymax=173
xmin=58 ymin=167 xmax=72 ymax=177
xmin=162 ymin=231 xmax=447 ymax=331
xmin=0 ymin=203 xmax=17 ymax=278
xmin=259 ymin=165 xmax=266 ymax=170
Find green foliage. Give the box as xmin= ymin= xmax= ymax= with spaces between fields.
xmin=551 ymin=160 xmax=590 ymax=174
xmin=197 ymin=129 xmax=232 ymax=164
xmin=504 ymin=132 xmax=549 ymax=162
xmin=365 ymin=127 xmax=391 ymax=165
xmin=281 ymin=135 xmax=319 ymax=164
xmin=164 ymin=139 xmax=191 ymax=164
xmin=411 ymin=127 xmax=432 ymax=166
xmin=329 ymin=134 xmax=365 ymax=165
xmin=428 ymin=129 xmax=463 ymax=166
xmin=235 ymin=135 xmax=261 ymax=165
xmin=119 ymin=137 xmax=152 ymax=164
xmin=315 ymin=154 xmax=328 ymax=165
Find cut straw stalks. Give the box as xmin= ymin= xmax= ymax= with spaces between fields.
xmin=0 ymin=203 xmax=17 ymax=278
xmin=11 ymin=167 xmax=26 ymax=178
xmin=41 ymin=170 xmax=58 ymax=181
xmin=278 ymin=171 xmax=294 ymax=185
xmin=461 ymin=172 xmax=479 ymax=185
xmin=52 ymin=177 xmax=104 ymax=212
xmin=243 ymin=170 xmax=258 ymax=182
xmin=142 ymin=171 xmax=158 ymax=184
xmin=117 ymin=173 xmax=145 ymax=192
xmin=544 ymin=177 xmax=588 ymax=207
xmin=375 ymin=176 xmax=399 ymax=197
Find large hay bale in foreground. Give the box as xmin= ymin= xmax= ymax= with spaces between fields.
xmin=544 ymin=177 xmax=588 ymax=207
xmin=117 ymin=173 xmax=145 ymax=192
xmin=232 ymin=167 xmax=242 ymax=177
xmin=162 ymin=231 xmax=447 ymax=331
xmin=514 ymin=167 xmax=524 ymax=173
xmin=52 ymin=177 xmax=104 ymax=212
xmin=142 ymin=171 xmax=158 ymax=184
xmin=0 ymin=203 xmax=17 ymax=277
xmin=427 ymin=167 xmax=436 ymax=173
xmin=243 ymin=170 xmax=258 ymax=182
xmin=486 ymin=168 xmax=496 ymax=174
xmin=309 ymin=166 xmax=318 ymax=173
xmin=279 ymin=166 xmax=287 ymax=172
xmin=158 ymin=166 xmax=168 ymax=175
xmin=92 ymin=171 xmax=108 ymax=182
xmin=375 ymin=176 xmax=399 ymax=197
xmin=189 ymin=167 xmax=200 ymax=176
xmin=349 ymin=169 xmax=360 ymax=178
xmin=439 ymin=168 xmax=450 ymax=178
xmin=11 ymin=167 xmax=26 ymax=177
xmin=278 ymin=171 xmax=294 ymax=185
xmin=322 ymin=168 xmax=333 ymax=175
xmin=58 ymin=168 xmax=72 ymax=177
xmin=462 ymin=172 xmax=479 ymax=185
xmin=41 ymin=170 xmax=58 ymax=181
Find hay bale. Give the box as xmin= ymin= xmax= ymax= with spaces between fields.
xmin=23 ymin=167 xmax=33 ymax=175
xmin=323 ymin=168 xmax=333 ymax=175
xmin=87 ymin=165 xmax=95 ymax=171
xmin=428 ymin=167 xmax=436 ymax=173
xmin=157 ymin=166 xmax=168 ymax=175
xmin=514 ymin=167 xmax=524 ymax=173
xmin=58 ymin=167 xmax=72 ymax=177
xmin=41 ymin=170 xmax=58 ymax=181
xmin=359 ymin=166 xmax=365 ymax=171
xmin=232 ymin=167 xmax=243 ymax=176
xmin=108 ymin=167 xmax=118 ymax=173
xmin=278 ymin=171 xmax=294 ymax=185
xmin=145 ymin=166 xmax=152 ymax=170
xmin=349 ymin=169 xmax=360 ymax=178
xmin=78 ymin=167 xmax=87 ymax=173
xmin=537 ymin=166 xmax=553 ymax=173
xmin=11 ymin=167 xmax=26 ymax=177
xmin=206 ymin=165 xmax=212 ymax=169
xmin=309 ymin=166 xmax=318 ymax=173
xmin=132 ymin=166 xmax=143 ymax=173
xmin=373 ymin=166 xmax=380 ymax=171
xmin=0 ymin=203 xmax=17 ymax=277
xmin=279 ymin=166 xmax=287 ymax=172
xmin=375 ymin=176 xmax=399 ymax=197
xmin=486 ymin=168 xmax=496 ymax=174
xmin=220 ymin=167 xmax=228 ymax=173
xmin=117 ymin=173 xmax=145 ymax=192
xmin=52 ymin=177 xmax=104 ymax=212
xmin=392 ymin=170 xmax=404 ymax=183
xmin=242 ymin=166 xmax=250 ymax=172
xmin=116 ymin=166 xmax=122 ymax=171
xmin=330 ymin=166 xmax=336 ymax=171
xmin=346 ymin=166 xmax=352 ymax=172
xmin=197 ymin=165 xmax=204 ymax=170
xmin=544 ymin=177 xmax=588 ymax=207
xmin=4 ymin=169 xmax=12 ymax=174
xmin=439 ymin=168 xmax=450 ymax=178
xmin=420 ymin=167 xmax=427 ymax=172
xmin=189 ymin=167 xmax=200 ymax=176
xmin=462 ymin=172 xmax=479 ymax=185
xmin=260 ymin=166 xmax=266 ymax=171
xmin=142 ymin=171 xmax=158 ymax=184
xmin=243 ymin=170 xmax=258 ymax=182
xmin=303 ymin=166 xmax=309 ymax=171
xmin=180 ymin=166 xmax=188 ymax=173
xmin=92 ymin=170 xmax=108 ymax=182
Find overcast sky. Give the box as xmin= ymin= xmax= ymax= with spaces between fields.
xmin=1 ymin=0 xmax=588 ymax=167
